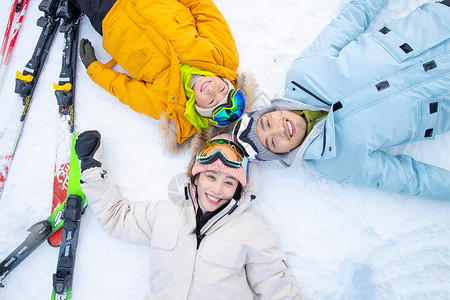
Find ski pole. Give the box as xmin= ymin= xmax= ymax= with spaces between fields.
xmin=0 ymin=0 xmax=19 ymax=66
xmin=0 ymin=0 xmax=29 ymax=92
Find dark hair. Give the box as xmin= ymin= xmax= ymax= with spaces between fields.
xmin=232 ymin=182 xmax=243 ymax=201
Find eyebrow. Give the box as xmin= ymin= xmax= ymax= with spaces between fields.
xmin=259 ymin=117 xmax=265 ymax=131
xmin=259 ymin=117 xmax=273 ymax=151
xmin=225 ymin=175 xmax=238 ymax=182
xmin=265 ymin=138 xmax=272 ymax=151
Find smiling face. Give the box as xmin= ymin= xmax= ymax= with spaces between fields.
xmin=194 ymin=171 xmax=239 ymax=212
xmin=193 ymin=76 xmax=229 ymax=109
xmin=255 ymin=110 xmax=307 ymax=154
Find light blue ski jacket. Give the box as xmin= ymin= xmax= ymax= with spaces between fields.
xmin=280 ymin=0 xmax=450 ymax=200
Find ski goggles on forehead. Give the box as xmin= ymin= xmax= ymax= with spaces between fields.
xmin=196 ymin=138 xmax=248 ymax=173
xmin=210 ymin=89 xmax=246 ymax=126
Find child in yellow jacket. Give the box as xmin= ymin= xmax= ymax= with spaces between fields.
xmin=71 ymin=0 xmax=254 ymax=152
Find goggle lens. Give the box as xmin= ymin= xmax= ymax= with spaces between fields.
xmin=211 ymin=89 xmax=246 ymax=126
xmin=196 ymin=138 xmax=248 ymax=171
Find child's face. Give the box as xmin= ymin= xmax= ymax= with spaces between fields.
xmin=194 ymin=171 xmax=238 ymax=212
xmin=193 ymin=76 xmax=229 ymax=109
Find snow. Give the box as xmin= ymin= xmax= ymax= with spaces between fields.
xmin=1 ymin=0 xmax=450 ymax=299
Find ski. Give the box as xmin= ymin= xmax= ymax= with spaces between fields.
xmin=0 ymin=133 xmax=87 ymax=289
xmin=0 ymin=0 xmax=19 ymax=66
xmin=0 ymin=0 xmax=61 ymax=198
xmin=48 ymin=0 xmax=81 ymax=248
xmin=52 ymin=131 xmax=86 ymax=300
xmin=0 ymin=0 xmax=85 ymax=295
xmin=51 ymin=195 xmax=83 ymax=300
xmin=0 ymin=193 xmax=67 ymax=287
xmin=0 ymin=0 xmax=28 ymax=91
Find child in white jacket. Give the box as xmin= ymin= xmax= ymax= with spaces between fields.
xmin=75 ymin=130 xmax=303 ymax=299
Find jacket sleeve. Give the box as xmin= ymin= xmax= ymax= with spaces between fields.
xmin=86 ymin=61 xmax=166 ymax=120
xmin=245 ymin=220 xmax=304 ymax=300
xmin=80 ymin=167 xmax=162 ymax=245
xmin=176 ymin=0 xmax=239 ymax=69
xmin=300 ymin=0 xmax=388 ymax=57
xmin=345 ymin=150 xmax=450 ymax=200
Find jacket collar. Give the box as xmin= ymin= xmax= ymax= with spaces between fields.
xmin=184 ymin=180 xmax=253 ymax=236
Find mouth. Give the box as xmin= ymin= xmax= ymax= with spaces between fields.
xmin=201 ymin=81 xmax=211 ymax=92
xmin=285 ymin=119 xmax=295 ymax=138
xmin=206 ymin=193 xmax=221 ymax=205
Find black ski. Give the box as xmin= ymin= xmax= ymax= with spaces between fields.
xmin=52 ymin=194 xmax=84 ymax=299
xmin=0 ymin=200 xmax=66 ymax=287
xmin=48 ymin=0 xmax=81 ymax=248
xmin=1 ymin=2 xmax=85 ymax=295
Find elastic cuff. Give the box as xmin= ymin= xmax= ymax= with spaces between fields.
xmin=81 ymin=158 xmax=102 ymax=173
xmin=86 ymin=60 xmax=103 ymax=77
xmin=80 ymin=167 xmax=107 ymax=184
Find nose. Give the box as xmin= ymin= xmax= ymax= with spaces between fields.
xmin=268 ymin=123 xmax=285 ymax=137
xmin=211 ymin=183 xmax=223 ymax=196
xmin=206 ymin=81 xmax=215 ymax=93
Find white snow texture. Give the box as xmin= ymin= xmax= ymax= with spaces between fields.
xmin=0 ymin=0 xmax=449 ymax=299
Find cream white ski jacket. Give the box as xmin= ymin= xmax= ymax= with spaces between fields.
xmin=80 ymin=166 xmax=303 ymax=299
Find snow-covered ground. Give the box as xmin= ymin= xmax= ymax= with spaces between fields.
xmin=1 ymin=0 xmax=449 ymax=299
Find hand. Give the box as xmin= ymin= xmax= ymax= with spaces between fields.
xmin=75 ymin=130 xmax=103 ymax=172
xmin=79 ymin=38 xmax=97 ymax=68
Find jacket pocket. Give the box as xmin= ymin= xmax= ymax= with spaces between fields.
xmin=370 ymin=4 xmax=450 ymax=63
xmin=151 ymin=223 xmax=179 ymax=250
xmin=148 ymin=223 xmax=179 ymax=292
xmin=370 ymin=26 xmax=417 ymax=63
xmin=201 ymin=238 xmax=246 ymax=269
xmin=175 ymin=8 xmax=195 ymax=25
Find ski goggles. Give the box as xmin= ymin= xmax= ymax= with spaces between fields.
xmin=196 ymin=138 xmax=248 ymax=173
xmin=210 ymin=89 xmax=246 ymax=126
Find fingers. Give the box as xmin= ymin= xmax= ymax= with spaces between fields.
xmin=79 ymin=38 xmax=96 ymax=68
xmin=79 ymin=38 xmax=92 ymax=54
xmin=79 ymin=38 xmax=87 ymax=56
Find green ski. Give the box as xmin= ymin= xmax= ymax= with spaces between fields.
xmin=0 ymin=133 xmax=87 ymax=293
xmin=51 ymin=132 xmax=86 ymax=299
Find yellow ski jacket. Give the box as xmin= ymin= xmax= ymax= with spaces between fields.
xmin=86 ymin=0 xmax=239 ymax=144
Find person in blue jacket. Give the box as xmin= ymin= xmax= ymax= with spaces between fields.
xmin=232 ymin=0 xmax=450 ymax=200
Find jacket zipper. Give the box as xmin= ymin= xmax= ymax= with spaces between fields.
xmin=291 ymin=81 xmax=331 ymax=106
xmin=308 ymin=113 xmax=324 ymax=123
xmin=290 ymin=81 xmax=331 ymax=157
xmin=200 ymin=201 xmax=238 ymax=239
xmin=321 ymin=126 xmax=327 ymax=157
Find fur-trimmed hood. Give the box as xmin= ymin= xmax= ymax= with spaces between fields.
xmin=158 ymin=71 xmax=256 ymax=154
